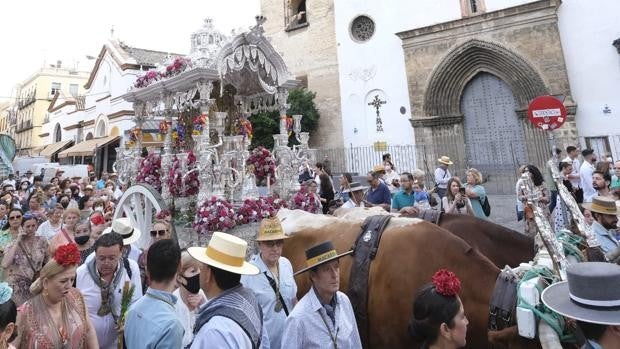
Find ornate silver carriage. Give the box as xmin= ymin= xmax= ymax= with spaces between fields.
xmin=113 ymin=17 xmax=315 ymax=249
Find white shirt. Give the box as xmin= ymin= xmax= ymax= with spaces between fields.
xmin=173 ymin=288 xmax=207 ymax=348
xmin=281 ymin=289 xmax=361 ymax=349
xmin=580 ymin=161 xmax=596 ymax=203
xmin=434 ymin=167 xmax=451 ymax=189
xmin=35 ymin=220 xmax=62 ymax=241
xmin=241 ymin=254 xmax=297 ymax=349
xmin=563 ymin=156 xmax=581 ymax=188
xmin=383 ymin=171 xmax=400 ymax=193
xmin=190 ymin=314 xmax=270 ymax=349
xmin=76 ymin=259 xmax=142 ymax=349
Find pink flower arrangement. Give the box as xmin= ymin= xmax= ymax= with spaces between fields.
xmin=246 ymin=146 xmax=277 ymax=186
xmin=168 ymin=151 xmax=199 ymax=197
xmin=134 ymin=57 xmax=192 ymax=88
xmin=136 ymin=152 xmax=162 ymax=191
xmin=194 ymin=196 xmax=237 ymax=234
xmin=134 ymin=70 xmax=161 ymax=88
xmin=236 ymin=196 xmax=288 ymax=225
xmin=290 ymin=186 xmax=322 ymax=214
xmin=161 ymin=57 xmax=192 ymax=78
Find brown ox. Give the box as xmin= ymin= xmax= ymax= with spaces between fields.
xmin=279 ymin=209 xmax=542 ymax=349
xmin=334 ymin=207 xmax=536 ymax=268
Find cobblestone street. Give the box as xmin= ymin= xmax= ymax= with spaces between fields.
xmin=486 ymin=194 xmax=523 ymax=232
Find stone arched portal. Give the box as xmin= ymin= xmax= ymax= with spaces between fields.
xmin=424 ymin=39 xmax=548 ymax=117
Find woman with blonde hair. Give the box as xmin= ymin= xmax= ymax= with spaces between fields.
xmin=13 ymin=243 xmax=99 ymax=348
xmin=48 ymin=208 xmax=81 ymax=255
xmin=173 ymin=250 xmax=207 ymax=347
xmin=464 ymin=168 xmax=488 ymax=219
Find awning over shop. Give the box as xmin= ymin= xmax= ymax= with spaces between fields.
xmin=40 ymin=140 xmax=74 ymax=158
xmin=31 ymin=146 xmax=46 ymax=155
xmin=58 ymin=136 xmax=119 ymax=158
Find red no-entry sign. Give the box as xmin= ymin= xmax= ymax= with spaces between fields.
xmin=527 ymin=96 xmax=567 ymax=130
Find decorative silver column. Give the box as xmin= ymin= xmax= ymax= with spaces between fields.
xmin=159 ymin=92 xmax=175 ymax=206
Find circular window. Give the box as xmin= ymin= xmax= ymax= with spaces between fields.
xmin=350 ymin=15 xmax=375 ymax=43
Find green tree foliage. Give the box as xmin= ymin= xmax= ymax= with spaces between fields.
xmin=248 ymin=88 xmax=320 ymax=149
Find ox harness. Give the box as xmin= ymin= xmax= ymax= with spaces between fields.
xmin=347 ymin=215 xmax=392 ymax=348
xmin=488 ymin=268 xmax=519 ymax=332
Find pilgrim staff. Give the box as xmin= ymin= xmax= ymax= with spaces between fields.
xmin=281 ymin=241 xmax=362 ymax=348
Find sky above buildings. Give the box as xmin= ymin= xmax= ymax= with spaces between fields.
xmin=0 ymin=0 xmax=261 ymax=100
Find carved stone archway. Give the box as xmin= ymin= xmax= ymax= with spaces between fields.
xmin=424 ymin=39 xmax=548 ymax=117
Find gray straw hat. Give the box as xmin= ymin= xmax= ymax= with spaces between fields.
xmin=541 ymin=262 xmax=620 ymax=325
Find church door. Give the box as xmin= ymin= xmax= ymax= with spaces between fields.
xmin=461 ymin=72 xmax=527 ymax=175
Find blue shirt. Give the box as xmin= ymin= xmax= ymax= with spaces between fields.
xmin=591 ymin=221 xmax=619 ymax=253
xmin=124 ymin=288 xmax=184 ymax=349
xmin=241 ymin=254 xmax=297 ymax=349
xmin=467 ymin=184 xmax=488 ymax=219
xmin=366 ymin=182 xmax=391 ymax=205
xmin=392 ymin=190 xmax=416 ymax=210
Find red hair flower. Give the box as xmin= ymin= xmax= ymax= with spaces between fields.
xmin=431 ymin=269 xmax=461 ymax=296
xmin=55 ymin=243 xmax=81 ymax=266
xmin=90 ymin=214 xmax=105 ymax=226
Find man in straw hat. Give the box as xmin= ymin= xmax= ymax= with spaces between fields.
xmin=341 ymin=182 xmax=368 ymax=208
xmin=187 ymin=232 xmax=269 ymax=348
xmin=102 ymin=217 xmax=142 ymax=262
xmin=281 ymin=241 xmax=361 ymax=348
xmin=435 ymin=155 xmax=453 ymax=199
xmin=542 ymin=262 xmax=620 ymax=349
xmin=364 ymin=170 xmax=392 ymax=211
xmin=241 ymin=218 xmax=297 ymax=349
xmin=582 ymin=196 xmax=619 ymax=253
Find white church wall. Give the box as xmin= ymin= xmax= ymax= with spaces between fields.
xmin=485 ymin=0 xmax=536 ymax=13
xmin=334 ymin=0 xmax=420 ymax=147
xmin=558 ymin=0 xmax=620 ymax=140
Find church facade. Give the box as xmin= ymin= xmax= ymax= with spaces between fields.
xmin=260 ymin=0 xmax=620 ymax=176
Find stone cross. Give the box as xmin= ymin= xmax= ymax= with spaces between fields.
xmin=368 ymin=94 xmax=386 ymax=132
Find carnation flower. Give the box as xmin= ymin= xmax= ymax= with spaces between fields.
xmin=55 ymin=243 xmax=80 ymax=266
xmin=431 ymin=269 xmax=461 ymax=296
xmin=246 ymin=146 xmax=276 ymax=186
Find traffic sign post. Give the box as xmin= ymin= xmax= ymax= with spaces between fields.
xmin=527 ymin=95 xmax=568 ymax=167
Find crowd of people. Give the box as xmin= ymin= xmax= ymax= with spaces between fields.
xmin=0 ymin=146 xmax=618 ymax=348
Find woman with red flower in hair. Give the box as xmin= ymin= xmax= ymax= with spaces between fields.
xmin=12 ymin=243 xmax=99 ymax=348
xmin=409 ymin=269 xmax=469 ymax=349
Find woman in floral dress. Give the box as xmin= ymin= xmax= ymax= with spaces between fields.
xmin=14 ymin=243 xmax=99 ymax=348
xmin=1 ymin=214 xmax=49 ymax=305
xmin=0 ymin=209 xmax=24 ymax=280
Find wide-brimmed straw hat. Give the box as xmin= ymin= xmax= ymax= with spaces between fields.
xmin=541 ymin=262 xmax=620 ymax=325
xmin=102 ymin=217 xmax=142 ymax=245
xmin=255 ymin=217 xmax=289 ymax=242
xmin=342 ymin=182 xmax=368 ymax=193
xmin=372 ymin=164 xmax=385 ymax=173
xmin=438 ymin=156 xmax=453 ymax=165
xmin=581 ymin=196 xmax=618 ymax=216
xmin=294 ymin=240 xmax=353 ymax=275
xmin=188 ymin=232 xmax=259 ymax=275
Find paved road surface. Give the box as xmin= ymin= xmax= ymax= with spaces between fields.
xmin=485 ymin=194 xmax=523 ymax=232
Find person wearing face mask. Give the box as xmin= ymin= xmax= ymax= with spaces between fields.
xmin=174 ymin=250 xmax=208 ymax=348
xmin=75 ymin=220 xmax=96 ymax=265
xmin=17 ymin=179 xmax=30 ymax=205
xmin=241 ymin=218 xmax=297 ymax=349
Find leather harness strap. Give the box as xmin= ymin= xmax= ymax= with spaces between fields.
xmin=347 ymin=215 xmax=392 ymax=348
xmin=488 ymin=269 xmax=519 ymax=332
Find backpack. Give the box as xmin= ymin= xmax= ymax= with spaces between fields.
xmin=481 ymin=196 xmax=491 ymax=217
